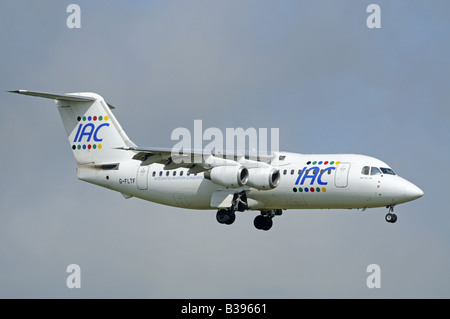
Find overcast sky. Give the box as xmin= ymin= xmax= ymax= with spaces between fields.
xmin=1 ymin=0 xmax=449 ymax=298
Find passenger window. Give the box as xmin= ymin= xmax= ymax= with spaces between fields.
xmin=371 ymin=167 xmax=381 ymax=175
xmin=173 ymin=171 xmax=176 ymax=176
xmin=290 ymin=169 xmax=294 ymax=175
xmin=320 ymin=169 xmax=324 ymax=174
xmin=180 ymin=171 xmax=184 ymax=176
xmin=159 ymin=171 xmax=162 ymax=177
xmin=166 ymin=171 xmax=170 ymax=176
xmin=152 ymin=171 xmax=156 ymax=177
xmin=298 ymin=169 xmax=302 ymax=175
xmin=283 ymin=170 xmax=287 ymax=175
xmin=361 ymin=166 xmax=370 ymax=175
xmin=328 ymin=169 xmax=332 ymax=175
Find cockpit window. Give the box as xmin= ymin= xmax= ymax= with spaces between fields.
xmin=361 ymin=166 xmax=370 ymax=175
xmin=370 ymin=167 xmax=381 ymax=175
xmin=380 ymin=167 xmax=396 ymax=175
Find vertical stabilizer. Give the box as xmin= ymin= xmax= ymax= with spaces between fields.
xmin=10 ymin=90 xmax=136 ymax=165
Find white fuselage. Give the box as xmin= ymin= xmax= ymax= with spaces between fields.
xmin=77 ymin=152 xmax=423 ymax=211
xmin=11 ymin=90 xmax=424 ymax=229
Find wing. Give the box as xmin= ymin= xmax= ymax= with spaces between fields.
xmin=117 ymin=146 xmax=277 ymax=171
xmin=118 ymin=146 xmax=206 ymax=173
xmin=117 ymin=147 xmax=281 ymax=190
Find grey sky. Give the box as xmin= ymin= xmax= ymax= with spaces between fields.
xmin=0 ymin=0 xmax=449 ymax=298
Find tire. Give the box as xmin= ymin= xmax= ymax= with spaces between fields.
xmin=225 ymin=211 xmax=236 ymax=225
xmin=254 ymin=215 xmax=265 ymax=230
xmin=261 ymin=217 xmax=273 ymax=231
xmin=391 ymin=214 xmax=397 ymax=223
xmin=385 ymin=213 xmax=393 ymax=223
xmin=216 ymin=209 xmax=228 ymax=224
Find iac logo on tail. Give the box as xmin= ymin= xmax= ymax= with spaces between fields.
xmin=72 ymin=115 xmax=109 ymax=150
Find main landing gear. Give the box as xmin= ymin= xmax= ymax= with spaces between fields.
xmin=216 ymin=208 xmax=282 ymax=231
xmin=385 ymin=205 xmax=397 ymax=223
xmin=215 ymin=191 xmax=282 ymax=231
xmin=216 ymin=209 xmax=236 ymax=225
xmin=254 ymin=209 xmax=282 ymax=231
xmin=216 ymin=191 xmax=247 ymax=226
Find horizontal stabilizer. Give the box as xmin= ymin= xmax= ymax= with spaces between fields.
xmin=9 ymin=90 xmax=95 ymax=102
xmin=9 ymin=90 xmax=115 ymax=109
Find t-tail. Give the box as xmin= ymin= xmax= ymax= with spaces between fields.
xmin=9 ymin=90 xmax=136 ymax=165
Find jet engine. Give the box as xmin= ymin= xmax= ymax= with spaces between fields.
xmin=204 ymin=165 xmax=249 ymax=188
xmin=246 ymin=167 xmax=280 ymax=190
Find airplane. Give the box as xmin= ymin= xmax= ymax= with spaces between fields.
xmin=9 ymin=90 xmax=424 ymax=231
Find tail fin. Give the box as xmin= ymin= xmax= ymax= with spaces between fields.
xmin=10 ymin=90 xmax=136 ymax=165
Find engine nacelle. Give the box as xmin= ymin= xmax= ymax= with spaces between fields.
xmin=204 ymin=165 xmax=249 ymax=188
xmin=246 ymin=167 xmax=280 ymax=190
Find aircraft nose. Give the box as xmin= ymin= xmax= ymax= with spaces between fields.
xmin=402 ymin=181 xmax=424 ymax=201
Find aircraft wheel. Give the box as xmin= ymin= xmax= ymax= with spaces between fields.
xmin=225 ymin=211 xmax=236 ymax=225
xmin=385 ymin=213 xmax=392 ymax=223
xmin=254 ymin=215 xmax=273 ymax=231
xmin=385 ymin=213 xmax=397 ymax=223
xmin=254 ymin=215 xmax=265 ymax=230
xmin=391 ymin=214 xmax=397 ymax=223
xmin=261 ymin=217 xmax=273 ymax=231
xmin=217 ymin=209 xmax=235 ymax=225
xmin=216 ymin=209 xmax=228 ymax=224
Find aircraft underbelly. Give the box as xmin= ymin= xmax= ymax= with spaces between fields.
xmin=144 ymin=179 xmax=213 ymax=209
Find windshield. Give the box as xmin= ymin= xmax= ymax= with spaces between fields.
xmin=370 ymin=167 xmax=381 ymax=175
xmin=380 ymin=167 xmax=396 ymax=175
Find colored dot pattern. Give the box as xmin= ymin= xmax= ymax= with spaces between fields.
xmin=294 ymin=186 xmax=328 ymax=193
xmin=305 ymin=160 xmax=340 ymax=166
xmin=77 ymin=115 xmax=108 ymax=122
xmin=72 ymin=144 xmax=102 ymax=150
xmin=72 ymin=114 xmax=108 ymax=151
xmin=293 ymin=186 xmax=328 ymax=193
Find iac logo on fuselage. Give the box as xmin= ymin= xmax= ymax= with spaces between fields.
xmin=295 ymin=166 xmax=336 ymax=186
xmin=71 ymin=115 xmax=109 ymax=150
xmin=292 ymin=160 xmax=340 ymax=193
xmin=295 ymin=160 xmax=340 ymax=186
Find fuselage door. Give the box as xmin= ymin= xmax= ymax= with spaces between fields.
xmin=137 ymin=166 xmax=149 ymax=190
xmin=335 ymin=163 xmax=351 ymax=188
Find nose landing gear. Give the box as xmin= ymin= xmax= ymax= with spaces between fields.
xmin=385 ymin=205 xmax=397 ymax=223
